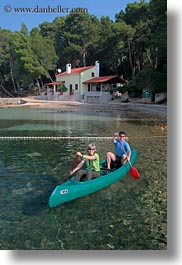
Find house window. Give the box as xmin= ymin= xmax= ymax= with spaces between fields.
xmin=91 ymin=72 xmax=95 ymax=77
xmin=75 ymin=84 xmax=78 ymax=90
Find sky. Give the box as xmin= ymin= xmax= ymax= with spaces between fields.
xmin=0 ymin=0 xmax=148 ymax=32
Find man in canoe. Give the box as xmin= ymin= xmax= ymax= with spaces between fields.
xmin=106 ymin=131 xmax=131 ymax=170
xmin=70 ymin=143 xmax=100 ymax=181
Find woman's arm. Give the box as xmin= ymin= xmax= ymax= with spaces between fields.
xmin=70 ymin=160 xmax=85 ymax=176
xmin=77 ymin=151 xmax=96 ymax=161
xmin=82 ymin=154 xmax=96 ymax=160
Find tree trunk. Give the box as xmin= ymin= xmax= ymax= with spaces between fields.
xmin=128 ymin=41 xmax=135 ymax=80
xmin=9 ymin=56 xmax=17 ymax=92
xmin=36 ymin=79 xmax=41 ymax=95
xmin=47 ymin=71 xmax=54 ymax=82
xmin=83 ymin=48 xmax=86 ymax=67
xmin=154 ymin=47 xmax=158 ymax=69
xmin=40 ymin=77 xmax=44 ymax=89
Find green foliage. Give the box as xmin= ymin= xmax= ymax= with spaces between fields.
xmin=57 ymin=85 xmax=68 ymax=92
xmin=124 ymin=0 xmax=150 ymax=26
xmin=0 ymin=0 xmax=167 ymax=98
xmin=117 ymin=83 xmax=142 ymax=97
xmin=135 ymin=68 xmax=167 ymax=93
xmin=62 ymin=13 xmax=100 ymax=67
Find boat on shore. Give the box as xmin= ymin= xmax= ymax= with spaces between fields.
xmin=48 ymin=149 xmax=137 ymax=208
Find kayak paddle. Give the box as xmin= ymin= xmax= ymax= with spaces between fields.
xmin=67 ymin=154 xmax=78 ymax=179
xmin=122 ymin=145 xmax=141 ymax=179
xmin=57 ymin=155 xmax=78 ymax=185
xmin=127 ymin=159 xmax=141 ymax=179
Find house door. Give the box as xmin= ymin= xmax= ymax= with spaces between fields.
xmin=69 ymin=84 xmax=73 ymax=95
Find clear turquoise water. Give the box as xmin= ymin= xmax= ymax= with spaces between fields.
xmin=0 ymin=107 xmax=167 ymax=250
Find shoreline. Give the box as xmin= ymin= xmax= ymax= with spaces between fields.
xmin=0 ymin=97 xmax=167 ymax=124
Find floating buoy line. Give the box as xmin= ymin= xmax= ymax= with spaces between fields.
xmin=0 ymin=136 xmax=166 ymax=141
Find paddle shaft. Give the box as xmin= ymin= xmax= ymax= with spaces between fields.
xmin=121 ymin=145 xmax=131 ymax=164
xmin=57 ymin=155 xmax=78 ymax=185
xmin=68 ymin=155 xmax=78 ymax=178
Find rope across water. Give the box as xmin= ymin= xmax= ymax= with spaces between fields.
xmin=0 ymin=136 xmax=113 ymax=141
xmin=0 ymin=136 xmax=166 ymax=141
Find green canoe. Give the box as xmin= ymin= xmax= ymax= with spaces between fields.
xmin=48 ymin=149 xmax=137 ymax=208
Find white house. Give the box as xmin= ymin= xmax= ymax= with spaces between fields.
xmin=56 ymin=61 xmax=100 ymax=97
xmin=43 ymin=61 xmax=128 ymax=103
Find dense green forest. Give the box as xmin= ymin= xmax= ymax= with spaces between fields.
xmin=0 ymin=0 xmax=166 ymax=97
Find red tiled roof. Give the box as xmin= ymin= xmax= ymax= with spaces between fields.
xmin=56 ymin=66 xmax=94 ymax=76
xmin=44 ymin=81 xmax=65 ymax=86
xmin=83 ymin=76 xmax=128 ymax=84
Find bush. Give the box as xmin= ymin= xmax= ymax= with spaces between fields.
xmin=57 ymin=85 xmax=68 ymax=92
xmin=117 ymin=83 xmax=142 ymax=97
xmin=135 ymin=68 xmax=167 ymax=93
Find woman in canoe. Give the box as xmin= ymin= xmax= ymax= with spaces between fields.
xmin=106 ymin=131 xmax=131 ymax=170
xmin=70 ymin=143 xmax=100 ymax=181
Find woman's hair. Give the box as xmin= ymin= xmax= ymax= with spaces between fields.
xmin=87 ymin=143 xmax=96 ymax=150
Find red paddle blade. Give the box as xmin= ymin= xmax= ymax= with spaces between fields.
xmin=130 ymin=166 xmax=141 ymax=179
xmin=72 ymin=155 xmax=78 ymax=171
xmin=68 ymin=155 xmax=78 ymax=179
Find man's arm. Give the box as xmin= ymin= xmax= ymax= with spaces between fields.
xmin=112 ymin=132 xmax=119 ymax=143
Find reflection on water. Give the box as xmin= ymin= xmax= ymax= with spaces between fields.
xmin=0 ymin=107 xmax=167 ymax=250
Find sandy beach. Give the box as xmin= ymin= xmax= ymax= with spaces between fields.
xmin=0 ymin=97 xmax=82 ymax=109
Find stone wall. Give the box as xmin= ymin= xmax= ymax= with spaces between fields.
xmin=84 ymin=92 xmax=110 ymax=104
xmin=0 ymin=98 xmax=26 ymax=105
xmin=35 ymin=91 xmax=81 ymax=101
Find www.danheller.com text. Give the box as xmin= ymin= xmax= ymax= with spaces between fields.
xmin=3 ymin=5 xmax=88 ymax=14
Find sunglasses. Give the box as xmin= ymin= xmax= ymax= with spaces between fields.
xmin=119 ymin=135 xmax=125 ymax=138
xmin=88 ymin=148 xmax=95 ymax=151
